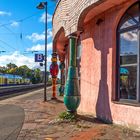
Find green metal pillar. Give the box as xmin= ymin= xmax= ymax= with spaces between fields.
xmin=64 ymin=35 xmax=80 ymax=113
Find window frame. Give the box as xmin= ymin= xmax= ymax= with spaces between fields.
xmin=116 ymin=2 xmax=140 ymax=102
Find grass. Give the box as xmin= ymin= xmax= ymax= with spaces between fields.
xmin=58 ymin=111 xmax=77 ymax=121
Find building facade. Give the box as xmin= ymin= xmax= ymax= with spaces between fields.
xmin=52 ymin=0 xmax=140 ymax=130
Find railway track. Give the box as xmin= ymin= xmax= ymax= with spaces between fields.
xmin=0 ymin=83 xmax=51 ymax=100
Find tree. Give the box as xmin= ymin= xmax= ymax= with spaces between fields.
xmin=1 ymin=63 xmax=43 ymax=84
xmin=0 ymin=66 xmax=7 ymax=73
xmin=6 ymin=68 xmax=16 ymax=74
xmin=6 ymin=63 xmax=17 ymax=69
xmin=31 ymin=68 xmax=42 ymax=84
xmin=17 ymin=65 xmax=31 ymax=77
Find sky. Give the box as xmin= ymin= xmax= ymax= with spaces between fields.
xmin=0 ymin=0 xmax=56 ymax=71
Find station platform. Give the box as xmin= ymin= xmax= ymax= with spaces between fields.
xmin=0 ymin=87 xmax=140 ymax=140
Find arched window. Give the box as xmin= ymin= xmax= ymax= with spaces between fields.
xmin=117 ymin=2 xmax=140 ymax=101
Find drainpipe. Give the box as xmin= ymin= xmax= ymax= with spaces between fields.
xmin=64 ymin=35 xmax=81 ymax=113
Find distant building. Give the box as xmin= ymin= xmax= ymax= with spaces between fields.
xmin=0 ymin=73 xmax=30 ymax=85
xmin=53 ymin=0 xmax=140 ymax=130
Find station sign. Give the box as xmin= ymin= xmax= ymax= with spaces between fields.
xmin=35 ymin=54 xmax=44 ymax=62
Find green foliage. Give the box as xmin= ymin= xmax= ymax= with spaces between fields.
xmin=47 ymin=78 xmax=52 ymax=84
xmin=0 ymin=66 xmax=7 ymax=73
xmin=0 ymin=63 xmax=47 ymax=84
xmin=59 ymin=111 xmax=76 ymax=121
xmin=6 ymin=63 xmax=17 ymax=69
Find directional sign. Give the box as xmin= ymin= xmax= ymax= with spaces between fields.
xmin=35 ymin=54 xmax=44 ymax=62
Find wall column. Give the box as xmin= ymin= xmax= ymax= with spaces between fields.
xmin=64 ymin=35 xmax=80 ymax=113
xmin=59 ymin=57 xmax=65 ymax=96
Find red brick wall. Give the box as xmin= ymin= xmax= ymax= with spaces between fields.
xmin=53 ymin=0 xmax=128 ymax=38
xmin=78 ymin=0 xmax=140 ymax=130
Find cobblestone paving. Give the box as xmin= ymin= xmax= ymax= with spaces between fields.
xmin=1 ymin=88 xmax=140 ymax=140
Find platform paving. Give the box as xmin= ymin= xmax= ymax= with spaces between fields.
xmin=0 ymin=87 xmax=140 ymax=140
xmin=0 ymin=104 xmax=24 ymax=140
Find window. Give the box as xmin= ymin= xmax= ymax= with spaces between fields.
xmin=117 ymin=2 xmax=140 ymax=102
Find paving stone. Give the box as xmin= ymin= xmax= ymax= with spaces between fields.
xmin=1 ymin=88 xmax=140 ymax=140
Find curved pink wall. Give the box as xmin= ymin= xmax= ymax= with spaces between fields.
xmin=78 ymin=0 xmax=140 ymax=130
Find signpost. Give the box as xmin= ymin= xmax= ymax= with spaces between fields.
xmin=35 ymin=54 xmax=44 ymax=62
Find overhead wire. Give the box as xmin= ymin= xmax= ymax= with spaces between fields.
xmin=0 ymin=44 xmax=8 ymax=52
xmin=1 ymin=25 xmax=20 ymax=52
xmin=0 ymin=3 xmax=55 ymax=58
xmin=0 ymin=4 xmax=55 ymax=28
xmin=0 ymin=39 xmax=17 ymax=51
xmin=0 ymin=23 xmax=31 ymax=52
xmin=0 ymin=2 xmax=56 ymax=69
xmin=0 ymin=15 xmax=36 ymax=52
xmin=0 ymin=12 xmax=39 ymax=28
xmin=2 ymin=25 xmax=19 ymax=41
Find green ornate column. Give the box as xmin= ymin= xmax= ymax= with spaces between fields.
xmin=64 ymin=35 xmax=80 ymax=113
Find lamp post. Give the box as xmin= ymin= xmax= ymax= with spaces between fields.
xmin=37 ymin=2 xmax=47 ymax=101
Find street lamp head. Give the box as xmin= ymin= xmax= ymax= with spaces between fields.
xmin=36 ymin=2 xmax=46 ymax=9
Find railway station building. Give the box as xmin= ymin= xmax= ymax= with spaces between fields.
xmin=52 ymin=0 xmax=140 ymax=130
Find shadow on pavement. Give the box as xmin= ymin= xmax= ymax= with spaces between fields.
xmin=77 ymin=114 xmax=112 ymax=124
xmin=48 ymin=98 xmax=64 ymax=104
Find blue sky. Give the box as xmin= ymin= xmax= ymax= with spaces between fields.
xmin=0 ymin=0 xmax=56 ymax=71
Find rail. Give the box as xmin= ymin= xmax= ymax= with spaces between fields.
xmin=0 ymin=83 xmax=51 ymax=98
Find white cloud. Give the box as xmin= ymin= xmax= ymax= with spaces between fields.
xmin=122 ymin=31 xmax=137 ymax=42
xmin=0 ymin=51 xmax=34 ymax=69
xmin=121 ymin=21 xmax=134 ymax=29
xmin=0 ymin=51 xmax=52 ymax=70
xmin=26 ymin=29 xmax=52 ymax=42
xmin=26 ymin=43 xmax=52 ymax=52
xmin=0 ymin=11 xmax=11 ymax=16
xmin=40 ymin=13 xmax=52 ymax=23
xmin=27 ymin=44 xmax=44 ymax=51
xmin=26 ymin=33 xmax=45 ymax=42
xmin=47 ymin=55 xmax=52 ymax=63
xmin=47 ymin=29 xmax=52 ymax=39
xmin=121 ymin=20 xmax=137 ymax=42
xmin=10 ymin=21 xmax=19 ymax=27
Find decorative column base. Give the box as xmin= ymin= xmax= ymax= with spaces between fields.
xmin=64 ymin=66 xmax=80 ymax=113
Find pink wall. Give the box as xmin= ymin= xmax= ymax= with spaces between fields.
xmin=78 ymin=0 xmax=140 ymax=130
